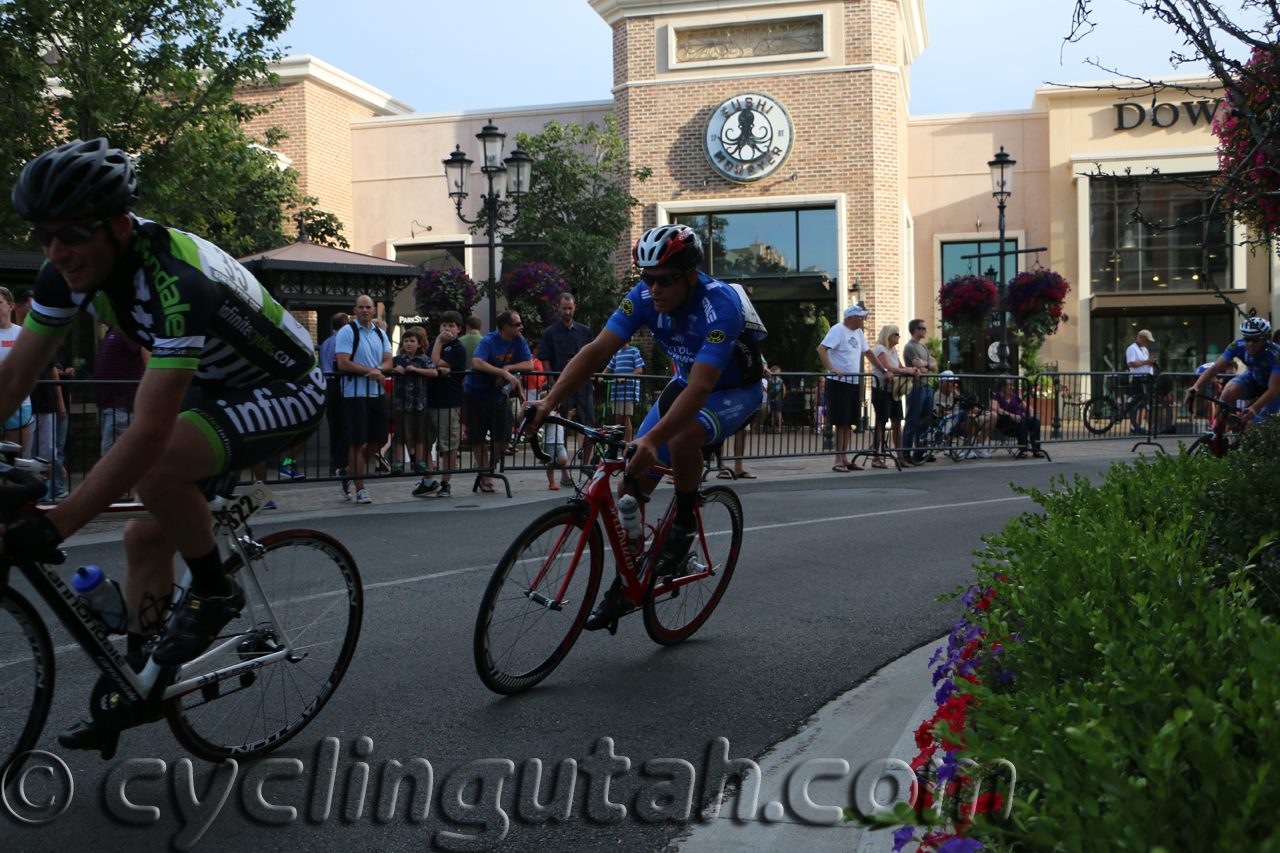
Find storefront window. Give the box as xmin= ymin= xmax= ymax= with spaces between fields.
xmin=939 ymin=240 xmax=1018 ymax=367
xmin=673 ymin=208 xmax=837 ymax=282
xmin=394 ymin=243 xmax=465 ymax=274
xmin=1090 ymin=313 xmax=1233 ymax=374
xmin=1090 ymin=177 xmax=1230 ymax=293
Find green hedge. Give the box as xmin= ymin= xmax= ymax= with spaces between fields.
xmin=956 ymin=435 xmax=1280 ymax=851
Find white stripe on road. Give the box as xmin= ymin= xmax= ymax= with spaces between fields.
xmin=742 ymin=495 xmax=1032 ymax=534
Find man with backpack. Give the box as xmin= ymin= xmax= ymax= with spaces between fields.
xmin=334 ymin=294 xmax=393 ymax=504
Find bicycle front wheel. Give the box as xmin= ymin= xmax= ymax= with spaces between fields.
xmin=474 ymin=503 xmax=603 ymax=695
xmin=0 ymin=589 xmax=54 ymax=785
xmin=1082 ymin=397 xmax=1118 ymax=434
xmin=643 ymin=486 xmax=743 ymax=646
xmin=166 ymin=529 xmax=363 ymax=761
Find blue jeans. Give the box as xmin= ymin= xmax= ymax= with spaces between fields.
xmin=903 ymin=386 xmax=934 ymax=461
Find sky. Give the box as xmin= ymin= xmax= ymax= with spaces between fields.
xmin=269 ymin=0 xmax=1218 ymax=117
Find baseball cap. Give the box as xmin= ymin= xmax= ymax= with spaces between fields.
xmin=1138 ymin=329 xmax=1155 ymax=343
xmin=940 ymin=370 xmax=955 ymax=377
xmin=844 ymin=304 xmax=869 ymax=318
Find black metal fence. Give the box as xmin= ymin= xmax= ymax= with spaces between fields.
xmin=25 ymin=368 xmax=1221 ymax=501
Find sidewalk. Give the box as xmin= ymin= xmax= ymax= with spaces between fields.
xmin=66 ymin=434 xmax=1154 ymax=547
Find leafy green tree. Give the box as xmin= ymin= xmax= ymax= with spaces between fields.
xmin=501 ymin=116 xmax=651 ymax=332
xmin=0 ymin=0 xmax=345 ymax=254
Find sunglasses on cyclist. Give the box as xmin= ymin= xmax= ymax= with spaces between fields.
xmin=30 ymin=220 xmax=109 ymax=248
xmin=640 ymin=270 xmax=690 ymax=288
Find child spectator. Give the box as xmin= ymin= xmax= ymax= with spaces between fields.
xmin=604 ymin=343 xmax=645 ymax=441
xmin=391 ymin=328 xmax=439 ymax=475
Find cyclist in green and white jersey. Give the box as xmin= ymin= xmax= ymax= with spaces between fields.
xmin=0 ymin=139 xmax=326 ymax=748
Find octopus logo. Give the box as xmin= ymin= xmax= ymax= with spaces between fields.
xmin=704 ymin=93 xmax=794 ymax=184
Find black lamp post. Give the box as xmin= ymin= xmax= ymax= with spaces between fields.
xmin=443 ymin=120 xmax=533 ymax=330
xmin=988 ymin=146 xmax=1015 ymax=373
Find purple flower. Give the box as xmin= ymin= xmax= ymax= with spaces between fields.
xmin=937 ymin=839 xmax=985 ymax=853
xmin=936 ymin=750 xmax=961 ymax=786
xmin=935 ymin=678 xmax=956 ymax=705
xmin=893 ymin=825 xmax=916 ymax=852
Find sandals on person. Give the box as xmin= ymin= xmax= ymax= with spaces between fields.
xmin=479 ymin=481 xmax=496 ymax=493
xmin=1032 ymin=449 xmax=1048 ymax=459
xmin=548 ymin=482 xmax=560 ymax=490
xmin=737 ymin=471 xmax=757 ymax=479
xmin=832 ymin=465 xmax=851 ymax=473
xmin=717 ymin=469 xmax=735 ymax=479
xmin=871 ymin=459 xmax=888 ymax=469
xmin=1014 ymin=450 xmax=1029 ymax=460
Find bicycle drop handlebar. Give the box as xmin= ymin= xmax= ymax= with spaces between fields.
xmin=517 ymin=406 xmax=651 ymax=503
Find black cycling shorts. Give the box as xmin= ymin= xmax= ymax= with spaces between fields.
xmin=180 ymin=366 xmax=327 ymax=475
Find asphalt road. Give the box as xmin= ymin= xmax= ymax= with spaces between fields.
xmin=2 ymin=454 xmax=1128 ymax=853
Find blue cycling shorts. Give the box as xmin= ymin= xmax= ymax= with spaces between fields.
xmin=1227 ymin=374 xmax=1280 ymax=422
xmin=635 ymin=380 xmax=765 ymax=473
xmin=4 ymin=403 xmax=32 ymax=431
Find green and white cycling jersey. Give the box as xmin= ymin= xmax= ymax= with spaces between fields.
xmin=26 ymin=215 xmax=316 ymax=387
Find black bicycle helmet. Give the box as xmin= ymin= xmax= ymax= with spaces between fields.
xmin=12 ymin=138 xmax=138 ymax=222
xmin=1240 ymin=316 xmax=1272 ymax=339
xmin=633 ymin=224 xmax=704 ymax=270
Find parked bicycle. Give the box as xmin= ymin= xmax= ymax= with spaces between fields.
xmin=1 ymin=446 xmax=362 ymax=778
xmin=1183 ymin=392 xmax=1248 ymax=458
xmin=1083 ymin=373 xmax=1174 ymax=436
xmin=473 ymin=415 xmax=742 ymax=695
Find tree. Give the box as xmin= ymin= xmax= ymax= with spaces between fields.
xmin=1067 ymin=0 xmax=1280 ymax=320
xmin=0 ymin=0 xmax=346 ymax=254
xmin=500 ymin=116 xmax=652 ymax=332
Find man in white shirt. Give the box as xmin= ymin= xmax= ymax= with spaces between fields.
xmin=1125 ymin=329 xmax=1158 ymax=432
xmin=817 ymin=304 xmax=875 ymax=471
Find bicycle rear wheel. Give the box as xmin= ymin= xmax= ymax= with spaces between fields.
xmin=474 ymin=503 xmax=603 ymax=695
xmin=1082 ymin=397 xmax=1118 ymax=434
xmin=1129 ymin=400 xmax=1174 ymax=435
xmin=0 ymin=589 xmax=54 ymax=786
xmin=643 ymin=486 xmax=743 ymax=646
xmin=165 ymin=529 xmax=363 ymax=761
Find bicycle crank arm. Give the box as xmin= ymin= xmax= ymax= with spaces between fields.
xmin=526 ymin=590 xmax=565 ymax=611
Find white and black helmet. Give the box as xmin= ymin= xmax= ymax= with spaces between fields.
xmin=1240 ymin=316 xmax=1272 ymax=339
xmin=12 ymin=138 xmax=138 ymax=222
xmin=632 ymin=224 xmax=704 ymax=270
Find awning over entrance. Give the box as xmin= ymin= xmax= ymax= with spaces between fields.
xmin=238 ymin=240 xmax=419 ymax=311
xmin=0 ymin=250 xmax=46 ymax=288
xmin=733 ymin=273 xmax=835 ymax=303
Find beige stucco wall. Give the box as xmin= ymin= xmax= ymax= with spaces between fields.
xmin=909 ymin=78 xmax=1271 ymax=372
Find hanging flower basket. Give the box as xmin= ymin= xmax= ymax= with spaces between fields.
xmin=414 ymin=268 xmax=479 ymax=320
xmin=1005 ymin=269 xmax=1070 ymax=346
xmin=502 ymin=261 xmax=568 ymax=330
xmin=939 ymin=274 xmax=998 ymax=345
xmin=1214 ymin=47 xmax=1280 ymax=235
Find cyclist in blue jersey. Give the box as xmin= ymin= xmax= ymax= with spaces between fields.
xmin=1185 ymin=317 xmax=1280 ymax=425
xmin=1 ymin=139 xmax=326 ymax=749
xmin=526 ymin=224 xmax=766 ymax=630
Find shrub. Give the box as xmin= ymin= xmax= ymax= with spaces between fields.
xmin=943 ymin=453 xmax=1280 ymax=851
xmin=1199 ymin=414 xmax=1280 ymax=616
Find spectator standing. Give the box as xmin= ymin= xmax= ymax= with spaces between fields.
xmin=334 ymin=295 xmax=393 ymax=504
xmin=319 ymin=312 xmax=349 ymax=476
xmin=93 ymin=325 xmax=148 ymax=501
xmin=1126 ymin=329 xmax=1158 ymax=432
xmin=604 ymin=343 xmax=645 ymax=441
xmin=540 ymin=293 xmax=596 ymax=429
xmin=464 ymin=310 xmax=532 ymax=494
xmin=390 ymin=328 xmax=438 ymax=475
xmin=766 ymin=365 xmax=786 ymax=433
xmin=417 ymin=312 xmax=467 ymax=498
xmin=816 ymin=304 xmax=873 ymax=472
xmin=869 ymin=325 xmax=920 ymax=469
xmin=460 ymin=315 xmax=484 ymax=364
xmin=991 ymin=377 xmax=1046 ymax=458
xmin=0 ymin=287 xmax=33 ymax=450
xmin=902 ymin=319 xmax=938 ymax=463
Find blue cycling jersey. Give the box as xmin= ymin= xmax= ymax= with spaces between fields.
xmin=605 ymin=272 xmax=763 ymax=391
xmin=1221 ymin=338 xmax=1280 ymax=386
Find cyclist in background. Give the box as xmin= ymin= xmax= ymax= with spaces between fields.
xmin=526 ymin=224 xmax=765 ymax=630
xmin=1184 ymin=317 xmax=1280 ymax=426
xmin=1 ymin=139 xmax=326 ymax=748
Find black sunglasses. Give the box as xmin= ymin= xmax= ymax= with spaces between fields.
xmin=30 ymin=220 xmax=108 ymax=248
xmin=640 ymin=270 xmax=688 ymax=288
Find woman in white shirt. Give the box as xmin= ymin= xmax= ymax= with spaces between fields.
xmin=869 ymin=325 xmax=920 ymax=468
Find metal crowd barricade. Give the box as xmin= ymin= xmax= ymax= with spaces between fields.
xmin=36 ymin=367 xmax=1218 ymax=503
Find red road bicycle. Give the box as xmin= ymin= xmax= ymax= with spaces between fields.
xmin=1184 ymin=392 xmax=1248 ymax=458
xmin=473 ymin=414 xmax=743 ymax=695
